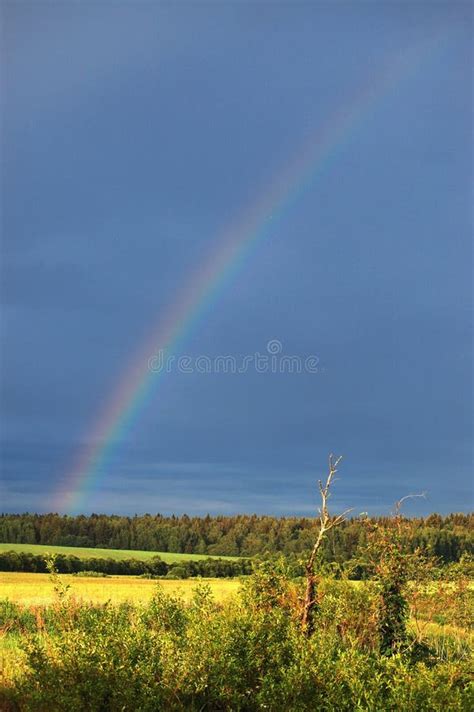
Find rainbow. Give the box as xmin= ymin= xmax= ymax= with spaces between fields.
xmin=54 ymin=33 xmax=449 ymax=513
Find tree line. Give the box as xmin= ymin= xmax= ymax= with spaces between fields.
xmin=0 ymin=550 xmax=252 ymax=578
xmin=0 ymin=511 xmax=472 ymax=562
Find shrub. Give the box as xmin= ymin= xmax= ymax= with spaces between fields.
xmin=2 ymin=571 xmax=473 ymax=711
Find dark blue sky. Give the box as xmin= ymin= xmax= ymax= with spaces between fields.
xmin=1 ymin=1 xmax=472 ymax=516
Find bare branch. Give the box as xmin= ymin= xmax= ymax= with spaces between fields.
xmin=393 ymin=492 xmax=427 ymax=517
xmin=330 ymin=507 xmax=354 ymax=529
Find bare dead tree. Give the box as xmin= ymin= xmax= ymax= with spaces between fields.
xmin=301 ymin=454 xmax=352 ymax=635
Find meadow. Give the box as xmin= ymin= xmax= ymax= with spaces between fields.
xmin=0 ymin=572 xmax=239 ymax=605
xmin=0 ymin=542 xmax=236 ymax=563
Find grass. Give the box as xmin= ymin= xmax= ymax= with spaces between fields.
xmin=0 ymin=541 xmax=237 ymax=563
xmin=0 ymin=573 xmax=241 ymax=686
xmin=0 ymin=572 xmax=241 ymax=606
xmin=408 ymin=619 xmax=473 ymax=661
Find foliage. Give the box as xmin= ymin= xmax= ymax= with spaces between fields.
xmin=357 ymin=514 xmax=436 ymax=655
xmin=1 ymin=565 xmax=472 ymax=711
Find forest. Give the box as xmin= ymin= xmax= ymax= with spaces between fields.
xmin=1 ymin=511 xmax=472 ymax=562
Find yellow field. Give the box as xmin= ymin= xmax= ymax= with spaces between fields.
xmin=0 ymin=572 xmax=241 ymax=606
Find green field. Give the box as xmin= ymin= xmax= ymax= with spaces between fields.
xmin=0 ymin=542 xmax=237 ymax=563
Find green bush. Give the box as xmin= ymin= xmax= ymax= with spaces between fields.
xmin=0 ymin=599 xmax=36 ymax=635
xmin=2 ymin=570 xmax=473 ymax=711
